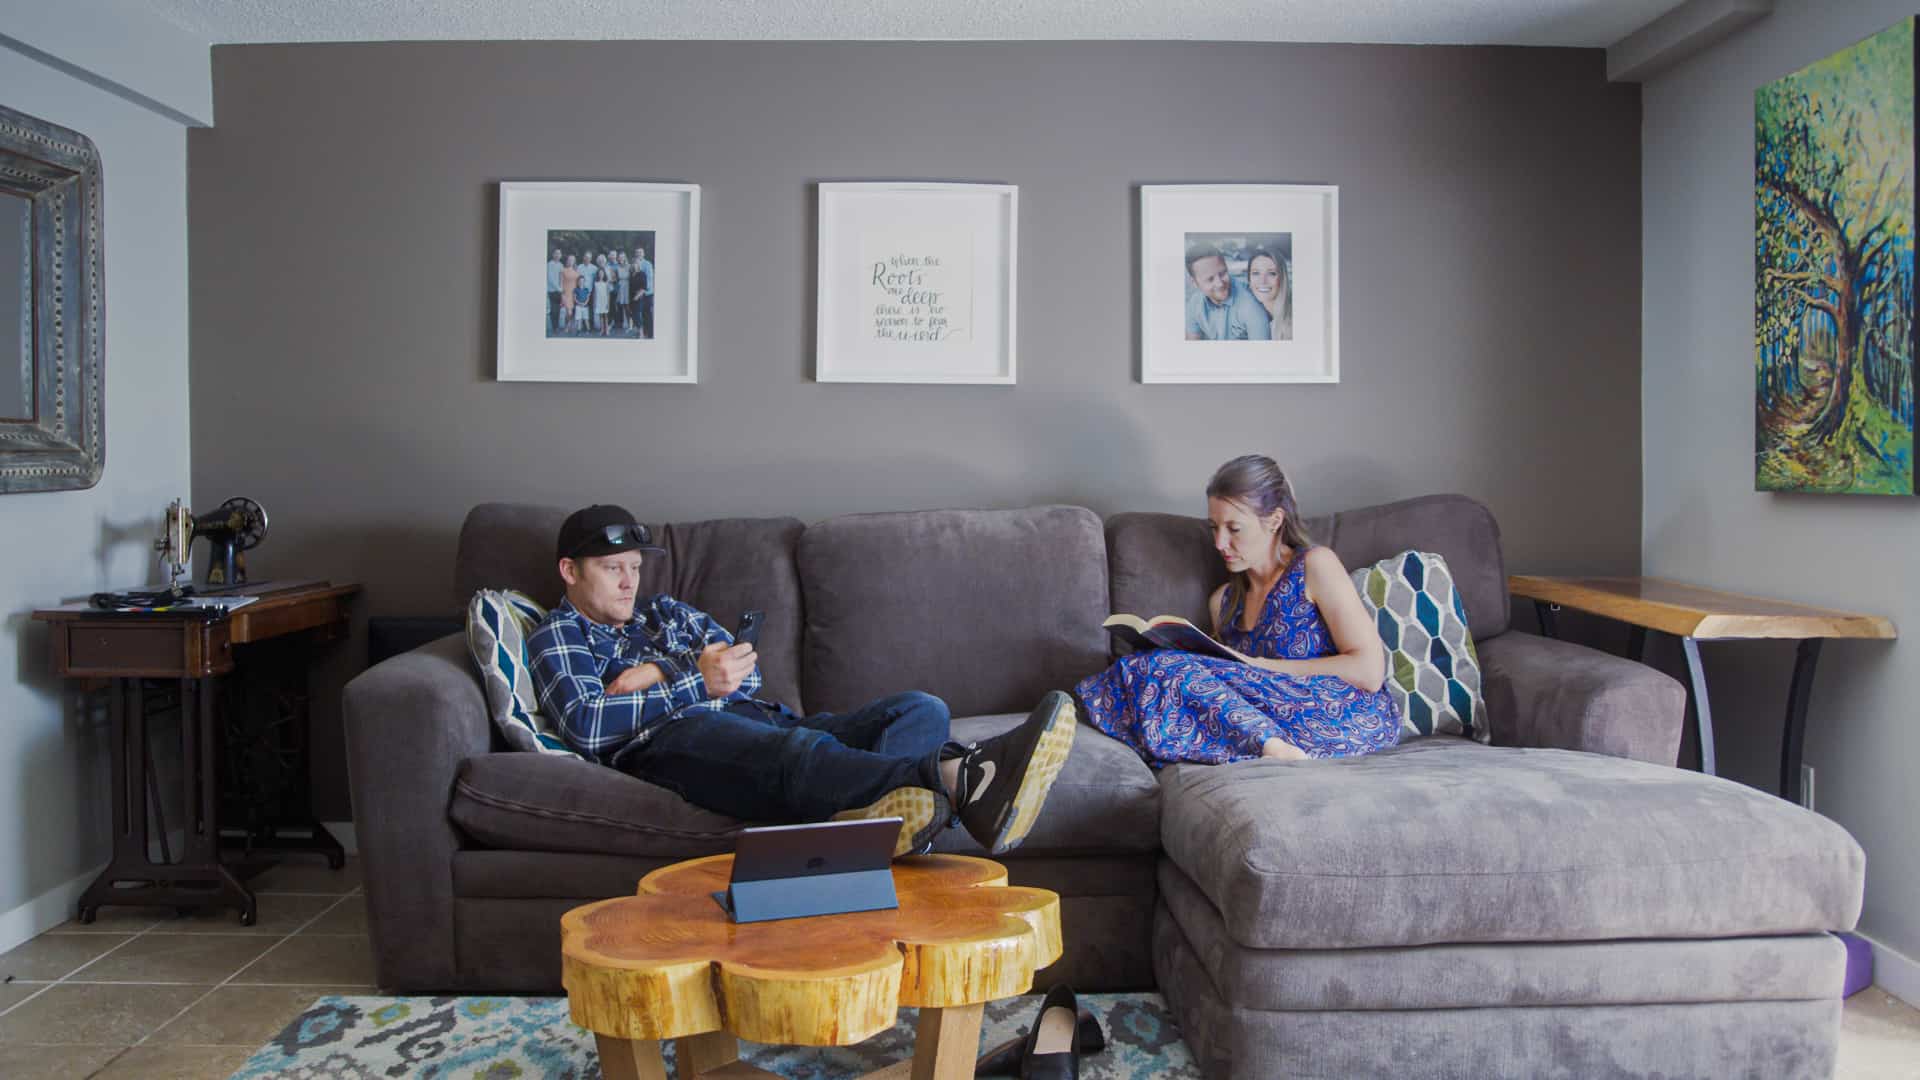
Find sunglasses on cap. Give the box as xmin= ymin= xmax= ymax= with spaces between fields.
xmin=566 ymin=522 xmax=657 ymax=558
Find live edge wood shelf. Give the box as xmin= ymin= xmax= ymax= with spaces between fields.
xmin=1507 ymin=574 xmax=1895 ymax=802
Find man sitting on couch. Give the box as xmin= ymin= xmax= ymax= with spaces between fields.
xmin=528 ymin=504 xmax=1076 ymax=856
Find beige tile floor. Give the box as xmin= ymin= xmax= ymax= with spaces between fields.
xmin=0 ymin=858 xmax=370 ymax=1080
xmin=0 ymin=856 xmax=1916 ymax=1078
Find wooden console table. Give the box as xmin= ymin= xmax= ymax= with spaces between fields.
xmin=1507 ymin=575 xmax=1894 ymax=803
xmin=33 ymin=580 xmax=359 ymax=924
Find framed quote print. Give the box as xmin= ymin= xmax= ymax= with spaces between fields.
xmin=816 ymin=182 xmax=1018 ymax=384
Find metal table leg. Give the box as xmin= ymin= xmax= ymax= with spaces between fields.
xmin=76 ymin=675 xmax=256 ymax=925
xmin=1680 ymin=637 xmax=1716 ymax=777
xmin=1533 ymin=600 xmax=1560 ymax=638
xmin=1780 ymin=640 xmax=1822 ymax=806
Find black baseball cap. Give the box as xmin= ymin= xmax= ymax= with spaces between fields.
xmin=557 ymin=504 xmax=666 ymax=561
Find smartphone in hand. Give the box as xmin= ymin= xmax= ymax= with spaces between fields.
xmin=734 ymin=609 xmax=764 ymax=648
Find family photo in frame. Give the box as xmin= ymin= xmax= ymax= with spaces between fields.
xmin=543 ymin=230 xmax=656 ymax=340
xmin=496 ymin=181 xmax=699 ymax=383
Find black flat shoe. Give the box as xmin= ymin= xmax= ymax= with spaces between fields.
xmin=1020 ymin=983 xmax=1082 ymax=1080
xmin=974 ymin=1002 xmax=1103 ymax=1075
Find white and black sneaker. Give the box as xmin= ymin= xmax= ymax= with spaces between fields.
xmin=833 ymin=785 xmax=952 ymax=857
xmin=953 ymin=691 xmax=1077 ymax=855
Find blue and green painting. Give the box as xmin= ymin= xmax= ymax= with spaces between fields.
xmin=1755 ymin=18 xmax=1916 ymax=494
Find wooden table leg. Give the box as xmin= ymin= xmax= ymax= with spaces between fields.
xmin=674 ymin=1029 xmax=743 ymax=1074
xmin=594 ymin=1034 xmax=667 ymax=1080
xmin=912 ymin=1002 xmax=985 ymax=1080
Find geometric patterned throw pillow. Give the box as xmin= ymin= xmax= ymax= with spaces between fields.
xmin=465 ymin=589 xmax=581 ymax=758
xmin=1348 ymin=551 xmax=1490 ymax=743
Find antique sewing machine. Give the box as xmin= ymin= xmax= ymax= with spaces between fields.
xmin=155 ymin=496 xmax=270 ymax=590
xmin=45 ymin=493 xmax=352 ymax=927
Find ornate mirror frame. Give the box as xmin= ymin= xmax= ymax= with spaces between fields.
xmin=0 ymin=104 xmax=104 ymax=493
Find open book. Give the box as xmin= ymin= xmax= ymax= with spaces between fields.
xmin=1103 ymin=614 xmax=1248 ymax=662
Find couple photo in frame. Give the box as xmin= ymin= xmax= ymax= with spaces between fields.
xmin=1141 ymin=183 xmax=1340 ymax=384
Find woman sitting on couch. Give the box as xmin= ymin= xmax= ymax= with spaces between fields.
xmin=1077 ymin=454 xmax=1401 ymax=764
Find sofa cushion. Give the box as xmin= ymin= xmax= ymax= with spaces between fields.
xmin=1156 ymin=859 xmax=1846 ymax=1010
xmin=928 ymin=712 xmax=1162 ymax=857
xmin=1159 ymin=738 xmax=1864 ymax=950
xmin=797 ymin=506 xmax=1110 ymax=716
xmin=450 ymin=709 xmax=1163 ymax=861
xmin=465 ymin=589 xmax=579 ymax=757
xmin=450 ymin=752 xmax=741 ymax=858
xmin=1106 ymin=493 xmax=1509 ymax=648
xmin=1349 ymin=550 xmax=1489 ymax=742
xmin=455 ymin=504 xmax=806 ymax=710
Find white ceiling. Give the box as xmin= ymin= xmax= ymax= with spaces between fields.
xmin=141 ymin=0 xmax=1690 ymax=48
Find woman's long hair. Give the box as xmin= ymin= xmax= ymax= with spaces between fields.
xmin=1207 ymin=454 xmax=1312 ymax=599
xmin=1243 ymin=249 xmax=1292 ymax=336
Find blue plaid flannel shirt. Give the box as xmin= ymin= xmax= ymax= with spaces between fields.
xmin=527 ymin=595 xmax=764 ymax=763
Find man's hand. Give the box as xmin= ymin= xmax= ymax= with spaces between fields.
xmin=697 ymin=642 xmax=757 ymax=698
xmin=606 ymin=663 xmax=665 ymax=696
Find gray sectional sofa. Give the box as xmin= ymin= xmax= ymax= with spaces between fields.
xmin=344 ymin=494 xmax=1866 ymax=1078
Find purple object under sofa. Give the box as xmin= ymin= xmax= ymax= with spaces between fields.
xmin=344 ymin=495 xmax=1866 ymax=1078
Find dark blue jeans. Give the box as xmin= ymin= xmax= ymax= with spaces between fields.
xmin=618 ymin=692 xmax=950 ymax=822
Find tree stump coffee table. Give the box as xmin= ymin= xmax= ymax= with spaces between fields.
xmin=562 ymin=853 xmax=1062 ymax=1080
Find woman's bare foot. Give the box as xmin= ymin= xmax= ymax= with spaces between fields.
xmin=1261 ymin=737 xmax=1308 ymax=761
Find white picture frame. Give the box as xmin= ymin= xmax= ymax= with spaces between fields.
xmin=816 ymin=182 xmax=1017 ymax=384
xmin=1139 ymin=184 xmax=1339 ymax=384
xmin=496 ymin=181 xmax=700 ymax=383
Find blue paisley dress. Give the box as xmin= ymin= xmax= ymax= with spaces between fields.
xmin=1076 ymin=548 xmax=1401 ymax=765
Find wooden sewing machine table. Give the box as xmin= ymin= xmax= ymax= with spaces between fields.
xmin=33 ymin=579 xmax=359 ymax=925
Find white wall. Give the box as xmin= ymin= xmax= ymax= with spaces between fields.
xmin=0 ymin=0 xmax=214 ymax=126
xmin=1643 ymin=0 xmax=1920 ymax=980
xmin=0 ymin=44 xmax=199 ymax=948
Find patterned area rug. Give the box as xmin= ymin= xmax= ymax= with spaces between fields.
xmin=229 ymin=992 xmax=1200 ymax=1079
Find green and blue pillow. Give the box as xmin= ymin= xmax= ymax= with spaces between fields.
xmin=1349 ymin=551 xmax=1490 ymax=743
xmin=466 ymin=589 xmax=580 ymax=758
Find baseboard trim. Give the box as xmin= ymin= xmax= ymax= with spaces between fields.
xmin=2 ymin=821 xmax=354 ymax=953
xmin=1859 ymin=932 xmax=1920 ymax=1007
xmin=0 ymin=860 xmax=107 ymax=954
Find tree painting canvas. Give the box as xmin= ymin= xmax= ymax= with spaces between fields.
xmin=1756 ymin=19 xmax=1916 ymax=495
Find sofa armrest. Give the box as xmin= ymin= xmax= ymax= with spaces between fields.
xmin=1475 ymin=630 xmax=1684 ymax=766
xmin=343 ymin=631 xmax=491 ymax=990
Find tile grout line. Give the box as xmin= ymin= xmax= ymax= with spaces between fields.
xmin=66 ymin=871 xmax=357 ymax=1079
xmin=0 ymin=900 xmax=170 ymax=1021
xmin=0 ymin=914 xmax=164 ymax=1056
xmin=125 ymin=891 xmax=359 ymax=1054
xmin=0 ymin=899 xmax=360 ymax=1020
xmin=0 ymin=981 xmax=55 ymax=1020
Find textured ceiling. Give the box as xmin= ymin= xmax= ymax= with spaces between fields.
xmin=143 ymin=0 xmax=1688 ymax=47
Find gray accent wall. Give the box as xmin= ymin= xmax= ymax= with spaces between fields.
xmin=188 ymin=42 xmax=1643 ymax=819
xmin=1643 ymin=0 xmax=1920 ymax=976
